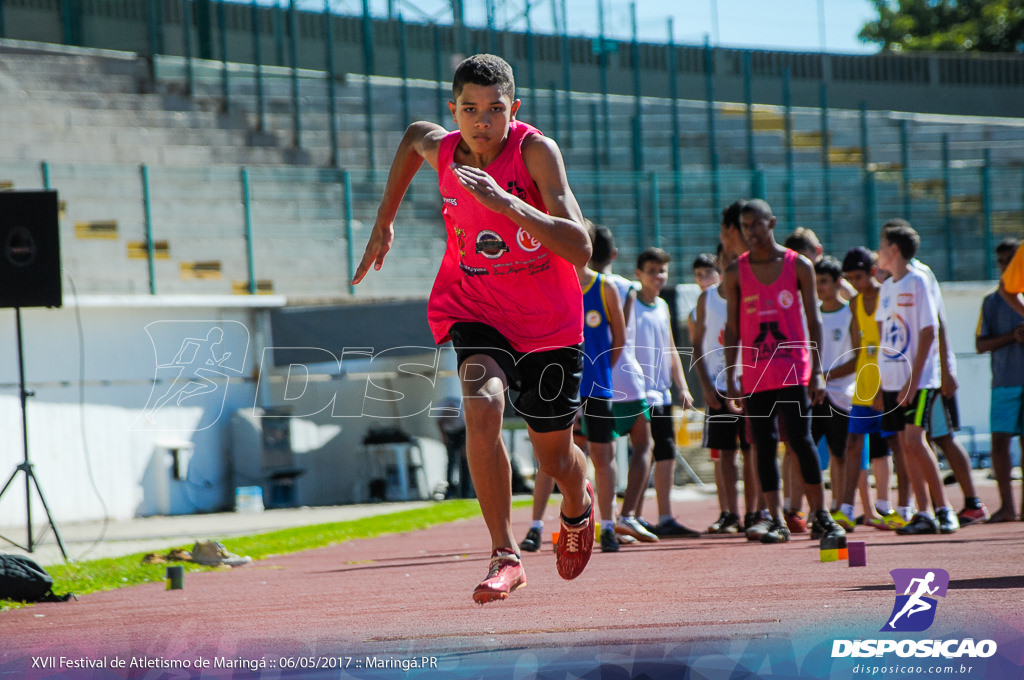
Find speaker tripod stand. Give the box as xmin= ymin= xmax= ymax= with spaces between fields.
xmin=0 ymin=307 xmax=69 ymax=561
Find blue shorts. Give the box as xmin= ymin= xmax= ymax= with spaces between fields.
xmin=990 ymin=386 xmax=1024 ymax=435
xmin=929 ymin=394 xmax=959 ymax=439
xmin=848 ymin=405 xmax=897 ymax=438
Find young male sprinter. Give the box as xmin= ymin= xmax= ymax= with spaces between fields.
xmin=722 ymin=199 xmax=845 ymax=544
xmin=875 ymin=222 xmax=959 ymax=535
xmin=351 ymin=54 xmax=595 ymax=603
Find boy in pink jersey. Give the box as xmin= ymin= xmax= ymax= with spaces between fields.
xmin=351 ymin=54 xmax=595 ymax=603
xmin=722 ymin=199 xmax=845 ymax=544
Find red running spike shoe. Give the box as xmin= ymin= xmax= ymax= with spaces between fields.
xmin=555 ymin=480 xmax=595 ymax=580
xmin=472 ymin=549 xmax=526 ymax=604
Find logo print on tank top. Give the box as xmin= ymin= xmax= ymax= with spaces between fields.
xmin=476 ymin=230 xmax=510 ymax=259
xmin=516 ymin=227 xmax=541 ymax=252
xmin=751 ymin=320 xmax=798 ymax=369
xmin=507 ymin=180 xmax=528 ymax=199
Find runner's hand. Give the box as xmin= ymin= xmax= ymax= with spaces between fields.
xmin=451 ymin=163 xmax=512 ymax=215
xmin=726 ymin=379 xmax=745 ymax=411
xmin=677 ymin=388 xmax=694 ymax=411
xmin=808 ymin=372 xmax=826 ymax=406
xmin=940 ymin=369 xmax=958 ymax=398
xmin=705 ymin=389 xmax=722 ymax=411
xmin=351 ymin=223 xmax=395 ymax=285
xmin=897 ymin=379 xmax=914 ymax=408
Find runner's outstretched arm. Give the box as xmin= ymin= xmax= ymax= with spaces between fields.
xmin=351 ymin=122 xmax=447 ymax=285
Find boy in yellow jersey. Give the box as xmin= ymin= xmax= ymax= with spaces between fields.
xmin=834 ymin=247 xmax=904 ymax=530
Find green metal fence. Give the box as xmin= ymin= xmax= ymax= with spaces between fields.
xmin=10 ymin=157 xmax=1019 ymax=299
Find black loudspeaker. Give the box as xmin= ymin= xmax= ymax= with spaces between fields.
xmin=0 ymin=191 xmax=62 ymax=309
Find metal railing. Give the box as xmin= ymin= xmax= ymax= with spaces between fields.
xmin=5 ymin=157 xmax=1018 ymax=300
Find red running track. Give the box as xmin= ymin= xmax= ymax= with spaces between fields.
xmin=1 ymin=483 xmax=1022 ymax=680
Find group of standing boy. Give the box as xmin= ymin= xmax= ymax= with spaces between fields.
xmin=694 ymin=204 xmax=1016 ymax=545
xmin=352 ymin=53 xmax=1019 ymax=605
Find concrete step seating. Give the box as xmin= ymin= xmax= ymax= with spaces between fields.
xmin=2 ymin=43 xmax=1021 ymax=296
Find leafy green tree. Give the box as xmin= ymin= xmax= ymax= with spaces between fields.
xmin=859 ymin=0 xmax=1024 ymax=52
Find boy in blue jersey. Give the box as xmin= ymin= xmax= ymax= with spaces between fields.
xmin=521 ymin=223 xmax=627 ymax=553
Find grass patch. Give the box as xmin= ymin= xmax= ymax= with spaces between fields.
xmin=2 ymin=499 xmax=530 ymax=612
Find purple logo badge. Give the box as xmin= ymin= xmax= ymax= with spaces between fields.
xmin=881 ymin=568 xmax=950 ymax=632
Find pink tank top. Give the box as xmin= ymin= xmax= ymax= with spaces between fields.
xmin=429 ymin=120 xmax=583 ymax=353
xmin=738 ymin=249 xmax=811 ymax=394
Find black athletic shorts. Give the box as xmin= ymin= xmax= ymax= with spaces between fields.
xmin=702 ymin=403 xmax=751 ymax=452
xmin=449 ymin=322 xmax=583 ymax=433
xmin=579 ymin=396 xmax=615 ymax=444
xmin=880 ymin=388 xmax=939 ymax=435
xmin=650 ymin=404 xmax=676 ymax=462
xmin=811 ymin=396 xmax=850 ymax=459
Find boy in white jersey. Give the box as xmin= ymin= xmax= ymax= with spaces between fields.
xmin=812 ymin=256 xmax=856 ymax=516
xmin=905 ymin=252 xmax=989 ymax=526
xmin=696 ymin=206 xmax=755 ymax=534
xmin=626 ymin=248 xmax=698 ymax=538
xmin=875 ymin=222 xmax=960 ymax=535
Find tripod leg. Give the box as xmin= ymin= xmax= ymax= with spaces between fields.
xmin=28 ymin=468 xmax=71 ymax=562
xmin=675 ymin=451 xmax=706 ymax=487
xmin=0 ymin=465 xmax=21 ymax=499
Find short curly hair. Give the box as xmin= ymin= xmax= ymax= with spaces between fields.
xmin=452 ymin=54 xmax=516 ymax=101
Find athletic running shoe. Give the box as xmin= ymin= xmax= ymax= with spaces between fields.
xmin=191 ymin=540 xmax=252 ymax=567
xmin=896 ymin=513 xmax=939 ymax=535
xmin=614 ymin=515 xmax=660 ymax=543
xmin=760 ymin=517 xmax=791 ymax=543
xmin=866 ymin=510 xmax=906 ymax=531
xmin=956 ymin=505 xmax=990 ymax=527
xmin=784 ymin=510 xmax=808 ymax=534
xmin=810 ymin=510 xmax=846 ymax=540
xmin=653 ymin=518 xmax=701 ymax=538
xmin=600 ymin=527 xmax=619 ymax=553
xmin=745 ymin=516 xmax=773 ymax=541
xmin=472 ymin=550 xmax=526 ymax=604
xmin=708 ymin=511 xmax=742 ymax=534
xmin=743 ymin=512 xmax=760 ymax=532
xmin=936 ymin=507 xmax=961 ymax=534
xmin=519 ymin=527 xmax=541 ymax=553
xmin=556 ymin=481 xmax=595 ymax=580
xmin=635 ymin=516 xmax=659 ymax=534
xmin=616 ymin=533 xmax=638 ymax=545
xmin=831 ymin=509 xmax=856 ymax=532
